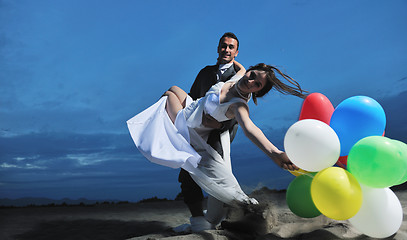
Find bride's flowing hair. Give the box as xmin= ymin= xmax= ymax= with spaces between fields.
xmin=248 ymin=63 xmax=308 ymax=105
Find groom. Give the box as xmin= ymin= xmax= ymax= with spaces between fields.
xmin=178 ymin=32 xmax=241 ymax=232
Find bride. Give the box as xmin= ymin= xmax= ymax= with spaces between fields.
xmin=127 ymin=62 xmax=307 ymax=208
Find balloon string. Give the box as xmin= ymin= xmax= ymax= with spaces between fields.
xmin=301 ymin=172 xmax=315 ymax=179
xmin=286 ymin=169 xmax=315 ymax=179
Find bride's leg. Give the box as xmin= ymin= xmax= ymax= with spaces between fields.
xmin=164 ymin=86 xmax=188 ymax=123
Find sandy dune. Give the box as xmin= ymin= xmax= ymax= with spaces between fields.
xmin=1 ymin=188 xmax=406 ymax=240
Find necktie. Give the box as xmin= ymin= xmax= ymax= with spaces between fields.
xmin=217 ymin=66 xmax=228 ymax=81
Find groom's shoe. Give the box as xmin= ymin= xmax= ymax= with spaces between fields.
xmin=190 ymin=216 xmax=215 ymax=232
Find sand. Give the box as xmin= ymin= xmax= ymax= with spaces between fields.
xmin=1 ymin=188 xmax=406 ymax=240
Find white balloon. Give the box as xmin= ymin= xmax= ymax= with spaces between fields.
xmin=349 ymin=185 xmax=403 ymax=238
xmin=284 ymin=119 xmax=340 ymax=172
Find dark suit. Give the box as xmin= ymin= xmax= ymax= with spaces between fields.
xmin=178 ymin=64 xmax=239 ymax=205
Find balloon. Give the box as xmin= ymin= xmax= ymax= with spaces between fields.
xmin=311 ymin=167 xmax=362 ymax=220
xmin=286 ymin=174 xmax=321 ymax=218
xmin=348 ymin=136 xmax=407 ymax=188
xmin=330 ymin=96 xmax=386 ymax=156
xmin=349 ymin=185 xmax=403 ymax=238
xmin=392 ymin=140 xmax=407 ymax=185
xmin=299 ymin=92 xmax=335 ymax=125
xmin=336 ymin=155 xmax=348 ymax=169
xmin=284 ymin=119 xmax=340 ymax=172
xmin=288 ymin=168 xmax=311 ymax=177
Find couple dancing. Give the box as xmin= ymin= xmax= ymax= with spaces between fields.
xmin=127 ymin=32 xmax=307 ymax=232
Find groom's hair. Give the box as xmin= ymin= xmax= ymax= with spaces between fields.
xmin=218 ymin=32 xmax=239 ymax=50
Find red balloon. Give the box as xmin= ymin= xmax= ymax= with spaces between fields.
xmin=336 ymin=156 xmax=348 ymax=169
xmin=299 ymin=93 xmax=335 ymax=125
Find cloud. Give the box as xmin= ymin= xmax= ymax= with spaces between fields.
xmin=0 ymin=130 xmax=182 ymax=200
xmin=0 ymin=132 xmax=132 ymax=180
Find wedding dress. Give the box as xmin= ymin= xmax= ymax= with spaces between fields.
xmin=127 ymin=79 xmax=257 ymax=206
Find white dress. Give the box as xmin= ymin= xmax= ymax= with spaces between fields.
xmin=127 ymin=80 xmax=256 ymax=205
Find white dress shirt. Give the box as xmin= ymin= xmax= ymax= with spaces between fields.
xmin=216 ymin=62 xmax=233 ymax=81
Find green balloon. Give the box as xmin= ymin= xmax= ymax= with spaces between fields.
xmin=348 ymin=136 xmax=407 ymax=188
xmin=286 ymin=173 xmax=321 ymax=218
xmin=393 ymin=140 xmax=407 ymax=185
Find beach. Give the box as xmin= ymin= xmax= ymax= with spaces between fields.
xmin=1 ymin=188 xmax=406 ymax=240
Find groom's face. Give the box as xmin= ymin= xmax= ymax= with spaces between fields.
xmin=217 ymin=37 xmax=239 ymax=64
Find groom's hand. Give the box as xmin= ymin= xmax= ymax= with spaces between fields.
xmin=202 ymin=113 xmax=224 ymax=129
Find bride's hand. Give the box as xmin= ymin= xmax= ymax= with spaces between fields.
xmin=272 ymin=151 xmax=298 ymax=171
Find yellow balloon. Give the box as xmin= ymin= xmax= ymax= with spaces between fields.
xmin=289 ymin=168 xmax=311 ymax=177
xmin=311 ymin=167 xmax=362 ymax=220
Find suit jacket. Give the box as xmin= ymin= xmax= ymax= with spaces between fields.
xmin=189 ymin=64 xmax=239 ymax=156
xmin=189 ymin=64 xmax=239 ymax=99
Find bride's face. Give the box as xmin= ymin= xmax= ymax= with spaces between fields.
xmin=238 ymin=70 xmax=267 ymax=94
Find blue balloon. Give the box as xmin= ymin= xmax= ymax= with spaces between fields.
xmin=330 ymin=96 xmax=386 ymax=156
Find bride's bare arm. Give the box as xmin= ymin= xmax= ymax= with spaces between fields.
xmin=233 ymin=60 xmax=246 ymax=76
xmin=230 ymin=103 xmax=298 ymax=171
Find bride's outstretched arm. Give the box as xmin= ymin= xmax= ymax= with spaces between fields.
xmin=230 ymin=103 xmax=298 ymax=171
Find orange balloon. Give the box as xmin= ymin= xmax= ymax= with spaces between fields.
xmin=299 ymin=93 xmax=334 ymax=125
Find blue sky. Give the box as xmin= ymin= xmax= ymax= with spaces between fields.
xmin=1 ymin=0 xmax=406 ymax=202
